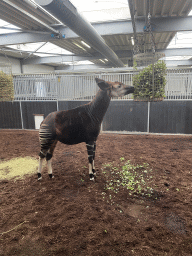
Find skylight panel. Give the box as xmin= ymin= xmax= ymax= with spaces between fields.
xmin=70 ymin=0 xmax=129 ymax=11
xmin=35 ymin=43 xmax=73 ymax=56
xmin=163 ymin=56 xmax=191 ymax=61
xmin=0 ymin=19 xmax=20 ymax=34
xmin=73 ymin=60 xmax=94 ymax=65
xmin=59 ymin=60 xmax=94 ymax=66
xmin=69 ymin=0 xmax=130 ymax=22
xmin=8 ymin=42 xmax=73 ymax=57
xmin=168 ymin=32 xmax=192 ymax=49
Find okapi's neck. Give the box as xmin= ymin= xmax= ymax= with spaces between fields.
xmin=87 ymin=89 xmax=111 ymax=124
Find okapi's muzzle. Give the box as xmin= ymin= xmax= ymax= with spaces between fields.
xmin=125 ymin=85 xmax=135 ymax=95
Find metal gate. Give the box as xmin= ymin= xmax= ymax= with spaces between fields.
xmin=13 ymin=68 xmax=192 ymax=101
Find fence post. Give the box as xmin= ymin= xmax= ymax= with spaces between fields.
xmin=19 ymin=101 xmax=24 ymax=129
xmin=57 ymin=100 xmax=59 ymax=111
xmin=147 ymin=101 xmax=150 ymax=133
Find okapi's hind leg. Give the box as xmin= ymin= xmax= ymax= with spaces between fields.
xmin=86 ymin=141 xmax=96 ymax=181
xmin=37 ymin=140 xmax=57 ymax=181
xmin=46 ymin=140 xmax=57 ymax=179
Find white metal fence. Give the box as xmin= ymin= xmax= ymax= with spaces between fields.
xmin=13 ymin=68 xmax=192 ymax=101
xmin=166 ymin=69 xmax=192 ymax=99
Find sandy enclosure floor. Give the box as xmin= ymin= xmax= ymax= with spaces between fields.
xmin=1 ymin=130 xmax=192 ymax=255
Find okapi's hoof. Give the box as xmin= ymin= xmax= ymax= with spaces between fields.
xmin=37 ymin=173 xmax=42 ymax=181
xmin=89 ymin=173 xmax=95 ymax=181
xmin=49 ymin=174 xmax=54 ymax=179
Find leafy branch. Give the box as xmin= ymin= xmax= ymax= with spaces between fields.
xmin=133 ymin=61 xmax=167 ymax=101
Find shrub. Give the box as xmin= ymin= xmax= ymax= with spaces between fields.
xmin=133 ymin=61 xmax=166 ymax=101
xmin=0 ymin=71 xmax=14 ymax=101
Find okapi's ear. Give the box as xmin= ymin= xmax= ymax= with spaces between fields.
xmin=95 ymin=78 xmax=110 ymax=90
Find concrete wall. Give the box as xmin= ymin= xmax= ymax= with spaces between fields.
xmin=0 ymin=56 xmax=21 ymax=74
xmin=0 ymin=56 xmax=55 ymax=75
xmin=22 ymin=64 xmax=54 ymax=74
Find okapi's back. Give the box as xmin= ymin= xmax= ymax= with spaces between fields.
xmin=55 ymin=107 xmax=100 ymax=145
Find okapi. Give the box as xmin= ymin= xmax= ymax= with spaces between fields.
xmin=37 ymin=78 xmax=134 ymax=181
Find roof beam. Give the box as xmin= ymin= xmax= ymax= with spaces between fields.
xmin=55 ymin=64 xmax=112 ymax=72
xmin=23 ymin=55 xmax=92 ymax=65
xmin=54 ymin=59 xmax=192 ymax=72
xmin=22 ymin=48 xmax=192 ymax=65
xmin=127 ymin=0 xmax=137 ymax=43
xmin=0 ymin=32 xmax=54 ymax=46
xmin=136 ymin=16 xmax=192 ymax=33
xmin=35 ymin=0 xmax=124 ymax=67
xmin=163 ymin=48 xmax=192 ymax=57
xmin=1 ymin=16 xmax=192 ymax=47
xmin=64 ymin=16 xmax=192 ymax=36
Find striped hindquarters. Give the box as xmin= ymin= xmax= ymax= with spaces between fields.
xmin=39 ymin=123 xmax=55 ymax=152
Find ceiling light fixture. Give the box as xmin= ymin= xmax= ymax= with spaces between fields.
xmin=23 ymin=0 xmax=37 ymax=9
xmin=73 ymin=42 xmax=86 ymax=51
xmin=131 ymin=37 xmax=134 ymax=45
xmin=81 ymin=41 xmax=91 ymax=48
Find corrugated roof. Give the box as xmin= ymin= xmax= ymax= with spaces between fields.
xmin=135 ymin=0 xmax=192 ymax=17
xmin=0 ymin=0 xmax=191 ymax=68
xmin=0 ymin=0 xmax=61 ymax=31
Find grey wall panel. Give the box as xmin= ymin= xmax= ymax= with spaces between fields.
xmin=184 ymin=101 xmax=192 ymax=134
xmin=21 ymin=101 xmax=57 ymax=129
xmin=68 ymin=101 xmax=90 ymax=110
xmin=103 ymin=101 xmax=148 ymax=132
xmin=2 ymin=100 xmax=192 ymax=134
xmin=150 ymin=101 xmax=192 ymax=134
xmin=58 ymin=101 xmax=68 ymax=111
xmin=0 ymin=102 xmax=22 ymax=129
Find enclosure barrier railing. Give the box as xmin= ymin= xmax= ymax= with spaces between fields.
xmin=13 ymin=68 xmax=192 ymax=101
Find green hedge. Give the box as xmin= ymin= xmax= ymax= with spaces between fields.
xmin=0 ymin=71 xmax=14 ymax=101
xmin=133 ymin=61 xmax=166 ymax=101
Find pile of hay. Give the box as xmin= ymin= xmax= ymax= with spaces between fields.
xmin=0 ymin=71 xmax=14 ymax=101
xmin=0 ymin=157 xmax=39 ymax=180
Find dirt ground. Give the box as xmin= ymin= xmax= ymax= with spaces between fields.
xmin=1 ymin=130 xmax=192 ymax=256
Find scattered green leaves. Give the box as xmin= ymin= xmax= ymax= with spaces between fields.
xmin=101 ymin=158 xmax=155 ymax=199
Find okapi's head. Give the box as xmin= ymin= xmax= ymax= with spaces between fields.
xmin=95 ymin=78 xmax=134 ymax=98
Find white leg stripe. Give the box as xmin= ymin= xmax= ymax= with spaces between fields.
xmin=92 ymin=160 xmax=95 ymax=170
xmin=89 ymin=163 xmax=93 ymax=174
xmin=86 ymin=144 xmax=94 ymax=147
xmin=38 ymin=157 xmax=44 ymax=174
xmin=47 ymin=159 xmax=52 ymax=175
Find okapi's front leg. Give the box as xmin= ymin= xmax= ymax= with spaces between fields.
xmin=86 ymin=141 xmax=96 ymax=180
xmin=92 ymin=141 xmax=96 ymax=175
